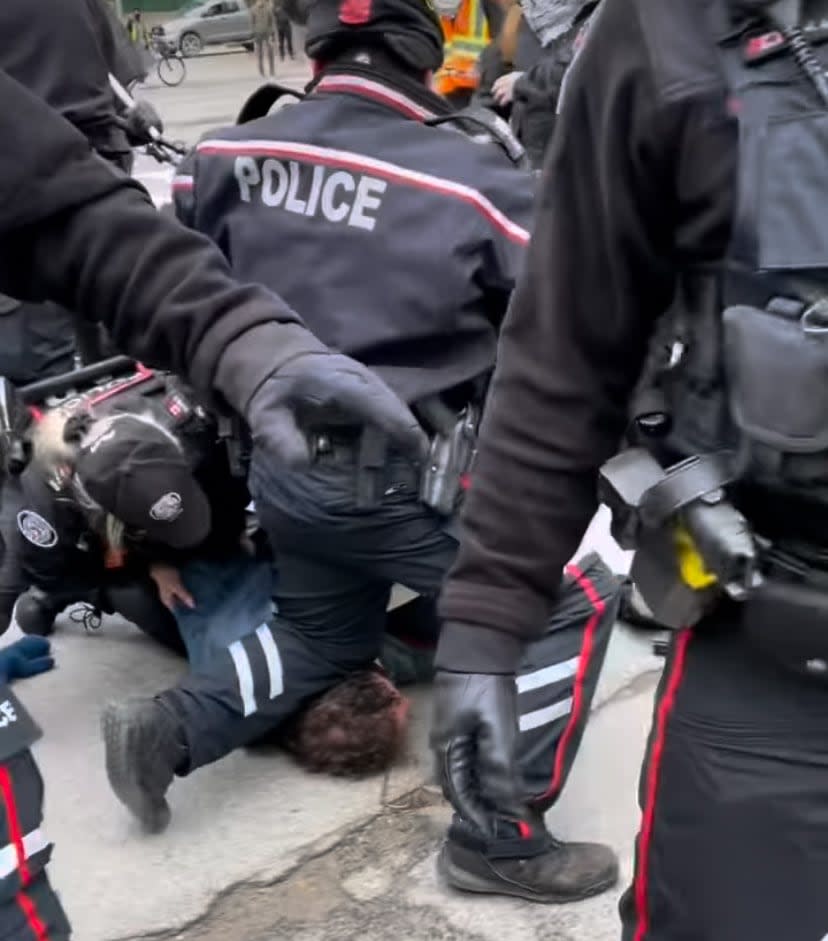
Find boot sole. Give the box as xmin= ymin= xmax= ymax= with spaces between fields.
xmin=437 ymin=844 xmax=618 ymax=905
xmin=102 ymin=702 xmax=172 ymax=835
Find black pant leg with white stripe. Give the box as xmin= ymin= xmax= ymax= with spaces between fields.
xmin=516 ymin=552 xmax=620 ymax=810
xmin=161 ymin=453 xmax=458 ymax=772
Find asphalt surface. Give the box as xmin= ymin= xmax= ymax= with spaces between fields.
xmin=14 ymin=52 xmax=665 ymax=941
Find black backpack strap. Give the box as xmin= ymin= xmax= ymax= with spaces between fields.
xmin=236 ymin=83 xmax=305 ymax=124
xmin=425 ymin=105 xmax=531 ymax=169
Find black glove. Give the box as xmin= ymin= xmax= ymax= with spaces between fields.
xmin=124 ymin=99 xmax=164 ymax=146
xmin=0 ymin=636 xmax=54 ymax=684
xmin=431 ymin=670 xmax=528 ymax=835
xmin=246 ymin=351 xmax=429 ymax=469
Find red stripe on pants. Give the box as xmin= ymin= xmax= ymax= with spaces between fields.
xmin=632 ymin=629 xmax=693 ymax=941
xmin=537 ymin=563 xmax=605 ymax=802
xmin=0 ymin=765 xmax=50 ymax=941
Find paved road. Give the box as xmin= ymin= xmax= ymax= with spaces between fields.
xmin=133 ymin=45 xmax=311 ymax=207
xmin=14 ymin=52 xmax=664 ymax=941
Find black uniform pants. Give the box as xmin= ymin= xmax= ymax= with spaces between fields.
xmin=163 ymin=449 xmax=455 ymax=768
xmin=619 ymin=615 xmax=828 ymax=941
xmin=162 ymin=447 xmax=615 ymax=820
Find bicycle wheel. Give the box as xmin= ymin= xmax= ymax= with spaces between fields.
xmin=157 ymin=55 xmax=186 ymax=87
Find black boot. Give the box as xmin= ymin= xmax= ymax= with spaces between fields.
xmin=439 ymin=815 xmax=618 ymax=904
xmin=101 ymin=698 xmax=188 ymax=834
xmin=14 ymin=587 xmax=62 ymax=637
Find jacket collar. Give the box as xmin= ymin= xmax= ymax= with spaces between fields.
xmin=308 ymin=64 xmax=453 ymax=122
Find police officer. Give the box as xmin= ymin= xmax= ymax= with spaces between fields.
xmin=2 ymin=380 xmax=270 ymax=667
xmin=0 ymin=69 xmax=425 ymax=470
xmin=0 ymin=68 xmax=422 ymax=939
xmin=0 ymin=0 xmax=160 ymax=377
xmin=431 ymin=0 xmax=828 ymax=936
xmin=99 ymin=0 xmax=616 ymax=903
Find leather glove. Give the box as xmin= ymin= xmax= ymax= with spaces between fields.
xmin=0 ymin=637 xmax=54 ymax=684
xmin=431 ymin=670 xmax=528 ymax=835
xmin=124 ymin=99 xmax=164 ymax=146
xmin=246 ymin=351 xmax=429 ymax=469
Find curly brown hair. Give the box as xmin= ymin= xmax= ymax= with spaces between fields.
xmin=283 ymin=670 xmax=406 ymax=778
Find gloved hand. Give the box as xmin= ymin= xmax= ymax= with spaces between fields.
xmin=431 ymin=670 xmax=527 ymax=835
xmin=123 ymin=99 xmax=164 ymax=146
xmin=246 ymin=352 xmax=429 ymax=469
xmin=0 ymin=636 xmax=54 ymax=684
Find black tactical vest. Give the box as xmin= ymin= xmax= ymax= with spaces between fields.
xmin=637 ymin=7 xmax=828 ymax=519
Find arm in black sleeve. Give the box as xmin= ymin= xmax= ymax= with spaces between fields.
xmin=472 ymin=154 xmax=536 ymax=324
xmin=0 ymin=69 xmax=317 ymax=415
xmin=437 ymin=0 xmax=737 ymax=670
xmin=16 ymin=469 xmax=103 ymax=596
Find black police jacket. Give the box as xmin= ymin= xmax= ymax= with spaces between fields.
xmin=0 ymin=69 xmax=309 ymax=417
xmin=0 ymin=0 xmax=135 ymax=163
xmin=173 ymin=63 xmax=536 ymax=405
xmin=438 ymin=0 xmax=749 ymax=670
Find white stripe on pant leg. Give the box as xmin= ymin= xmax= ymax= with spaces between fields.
xmin=519 ymin=696 xmax=574 ymax=733
xmin=229 ymin=641 xmax=257 ymax=717
xmin=516 ymin=656 xmax=580 ymax=695
xmin=0 ymin=828 xmax=50 ymax=879
xmin=255 ymin=623 xmax=284 ymax=700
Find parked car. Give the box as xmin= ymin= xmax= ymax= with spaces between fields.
xmin=156 ymin=0 xmax=253 ymax=57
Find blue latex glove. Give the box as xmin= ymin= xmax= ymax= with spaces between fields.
xmin=0 ymin=637 xmax=54 ymax=684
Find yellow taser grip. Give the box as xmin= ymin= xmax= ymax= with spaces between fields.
xmin=674 ymin=525 xmax=718 ymax=590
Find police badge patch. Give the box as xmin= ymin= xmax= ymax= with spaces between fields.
xmin=150 ymin=492 xmax=183 ymax=522
xmin=17 ymin=511 xmax=58 ymax=549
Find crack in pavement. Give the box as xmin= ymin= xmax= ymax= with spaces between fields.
xmin=110 ymin=789 xmax=461 ymax=941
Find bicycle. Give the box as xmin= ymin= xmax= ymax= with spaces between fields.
xmin=149 ymin=37 xmax=187 ymax=87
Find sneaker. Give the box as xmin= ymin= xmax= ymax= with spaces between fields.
xmin=438 ymin=836 xmax=619 ymax=904
xmin=101 ymin=698 xmax=187 ymax=834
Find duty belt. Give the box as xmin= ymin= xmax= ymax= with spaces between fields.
xmin=311 ymin=426 xmax=420 ymax=508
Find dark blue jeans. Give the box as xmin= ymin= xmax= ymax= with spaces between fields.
xmin=173 ymin=554 xmax=275 ymax=671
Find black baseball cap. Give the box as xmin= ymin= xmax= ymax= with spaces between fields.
xmin=305 ymin=0 xmax=444 ymax=72
xmin=74 ymin=413 xmax=211 ymax=549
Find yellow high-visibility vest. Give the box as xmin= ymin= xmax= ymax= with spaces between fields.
xmin=434 ymin=0 xmax=490 ymax=95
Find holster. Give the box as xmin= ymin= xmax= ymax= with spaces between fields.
xmin=743 ymin=551 xmax=828 ymax=677
xmin=415 ymin=396 xmax=480 ymax=516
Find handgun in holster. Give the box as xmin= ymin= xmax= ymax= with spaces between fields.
xmin=598 ymin=448 xmax=762 ymax=628
xmin=415 ymin=396 xmax=480 ymax=516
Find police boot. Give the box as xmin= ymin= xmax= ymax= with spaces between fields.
xmin=438 ymin=813 xmax=619 ymax=904
xmin=101 ymin=698 xmax=189 ymax=834
xmin=14 ymin=587 xmax=63 ymax=637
